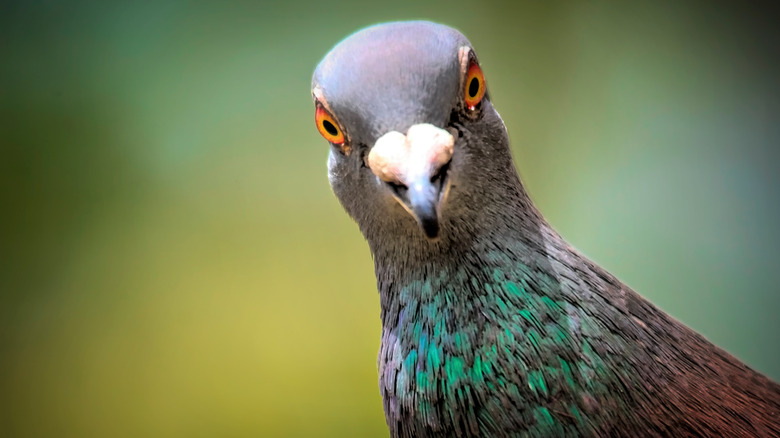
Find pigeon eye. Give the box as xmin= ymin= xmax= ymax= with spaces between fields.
xmin=315 ymin=105 xmax=345 ymax=145
xmin=464 ymin=61 xmax=486 ymax=109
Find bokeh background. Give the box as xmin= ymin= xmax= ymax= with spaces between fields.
xmin=2 ymin=1 xmax=778 ymax=436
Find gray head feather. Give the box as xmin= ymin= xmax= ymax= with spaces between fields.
xmin=313 ymin=21 xmax=469 ymax=141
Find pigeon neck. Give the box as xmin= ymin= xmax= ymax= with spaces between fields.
xmin=372 ymin=219 xmax=609 ymax=434
xmin=370 ymin=174 xmax=557 ymax=332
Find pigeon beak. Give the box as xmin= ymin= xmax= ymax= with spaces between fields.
xmin=405 ymin=173 xmax=443 ymax=238
xmin=368 ymin=124 xmax=454 ymax=239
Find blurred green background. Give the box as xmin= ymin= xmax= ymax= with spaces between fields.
xmin=1 ymin=1 xmax=778 ymax=437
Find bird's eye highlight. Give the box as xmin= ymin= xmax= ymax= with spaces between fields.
xmin=315 ymin=106 xmax=345 ymax=145
xmin=464 ymin=61 xmax=486 ymax=109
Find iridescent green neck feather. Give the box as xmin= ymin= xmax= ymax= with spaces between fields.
xmin=375 ymin=226 xmax=639 ymax=436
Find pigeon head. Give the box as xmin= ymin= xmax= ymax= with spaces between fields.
xmin=312 ymin=21 xmax=528 ymax=250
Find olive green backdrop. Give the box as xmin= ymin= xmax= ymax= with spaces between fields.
xmin=2 ymin=1 xmax=778 ymax=437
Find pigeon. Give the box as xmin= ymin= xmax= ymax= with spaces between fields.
xmin=311 ymin=21 xmax=780 ymax=437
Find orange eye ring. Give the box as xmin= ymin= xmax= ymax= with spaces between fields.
xmin=315 ymin=105 xmax=345 ymax=145
xmin=464 ymin=61 xmax=486 ymax=109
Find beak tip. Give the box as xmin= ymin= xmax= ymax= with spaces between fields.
xmin=419 ymin=216 xmax=440 ymax=239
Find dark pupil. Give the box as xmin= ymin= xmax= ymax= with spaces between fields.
xmin=468 ymin=77 xmax=480 ymax=97
xmin=323 ymin=120 xmax=338 ymax=136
